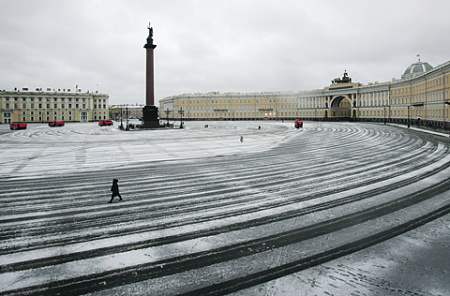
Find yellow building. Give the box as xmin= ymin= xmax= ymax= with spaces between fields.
xmin=0 ymin=88 xmax=109 ymax=124
xmin=160 ymin=60 xmax=450 ymax=130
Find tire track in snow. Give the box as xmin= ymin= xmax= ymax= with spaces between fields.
xmin=0 ymin=139 xmax=445 ymax=244
xmin=0 ymin=130 xmax=441 ymax=244
xmin=0 ymin=122 xmax=449 ymax=295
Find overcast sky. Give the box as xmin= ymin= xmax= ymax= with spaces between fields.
xmin=1 ymin=0 xmax=449 ymax=105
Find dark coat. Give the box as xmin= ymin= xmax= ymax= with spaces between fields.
xmin=111 ymin=180 xmax=120 ymax=196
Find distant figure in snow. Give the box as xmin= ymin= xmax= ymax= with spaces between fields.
xmin=109 ymin=179 xmax=122 ymax=203
xmin=240 ymin=136 xmax=244 ymax=143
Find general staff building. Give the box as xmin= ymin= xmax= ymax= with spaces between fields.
xmin=159 ymin=60 xmax=450 ymax=130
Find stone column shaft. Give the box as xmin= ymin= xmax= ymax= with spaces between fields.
xmin=146 ymin=46 xmax=156 ymax=106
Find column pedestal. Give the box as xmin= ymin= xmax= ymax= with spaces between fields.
xmin=141 ymin=105 xmax=163 ymax=128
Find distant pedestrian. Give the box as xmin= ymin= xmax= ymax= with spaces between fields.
xmin=109 ymin=179 xmax=122 ymax=203
xmin=240 ymin=136 xmax=244 ymax=143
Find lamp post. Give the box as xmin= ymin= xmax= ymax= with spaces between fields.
xmin=126 ymin=106 xmax=129 ymax=130
xmin=165 ymin=108 xmax=171 ymax=127
xmin=407 ymin=105 xmax=410 ymax=128
xmin=445 ymin=101 xmax=450 ymax=130
xmin=179 ymin=107 xmax=184 ymax=129
xmin=120 ymin=106 xmax=124 ymax=129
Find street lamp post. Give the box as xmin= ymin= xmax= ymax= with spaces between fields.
xmin=407 ymin=105 xmax=410 ymax=128
xmin=445 ymin=101 xmax=450 ymax=130
xmin=179 ymin=107 xmax=184 ymax=129
xmin=120 ymin=106 xmax=124 ymax=130
xmin=126 ymin=106 xmax=129 ymax=130
xmin=165 ymin=108 xmax=171 ymax=127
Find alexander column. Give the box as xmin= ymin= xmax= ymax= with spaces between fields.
xmin=142 ymin=22 xmax=162 ymax=128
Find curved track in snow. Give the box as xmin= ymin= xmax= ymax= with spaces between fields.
xmin=0 ymin=121 xmax=449 ymax=295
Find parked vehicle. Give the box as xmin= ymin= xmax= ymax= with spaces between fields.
xmin=294 ymin=119 xmax=303 ymax=129
xmin=49 ymin=121 xmax=65 ymax=127
xmin=99 ymin=120 xmax=114 ymax=126
xmin=10 ymin=123 xmax=27 ymax=130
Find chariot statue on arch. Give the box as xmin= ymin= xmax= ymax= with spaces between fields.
xmin=332 ymin=70 xmax=352 ymax=84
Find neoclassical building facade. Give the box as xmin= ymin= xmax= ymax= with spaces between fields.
xmin=0 ymin=88 xmax=109 ymax=124
xmin=159 ymin=60 xmax=450 ymax=130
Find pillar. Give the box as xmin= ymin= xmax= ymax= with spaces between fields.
xmin=144 ymin=28 xmax=156 ymax=106
xmin=142 ymin=22 xmax=163 ymax=128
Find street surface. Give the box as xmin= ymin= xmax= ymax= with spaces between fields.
xmin=0 ymin=121 xmax=449 ymax=295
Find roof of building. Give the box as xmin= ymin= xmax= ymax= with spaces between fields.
xmin=402 ymin=61 xmax=433 ymax=79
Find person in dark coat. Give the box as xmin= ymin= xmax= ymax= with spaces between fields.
xmin=109 ymin=179 xmax=122 ymax=203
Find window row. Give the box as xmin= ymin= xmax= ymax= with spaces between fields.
xmin=2 ymin=103 xmax=107 ymax=110
xmin=0 ymin=97 xmax=103 ymax=102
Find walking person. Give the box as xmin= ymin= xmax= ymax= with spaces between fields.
xmin=109 ymin=179 xmax=123 ymax=203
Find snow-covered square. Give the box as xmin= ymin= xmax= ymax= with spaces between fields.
xmin=0 ymin=121 xmax=449 ymax=295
